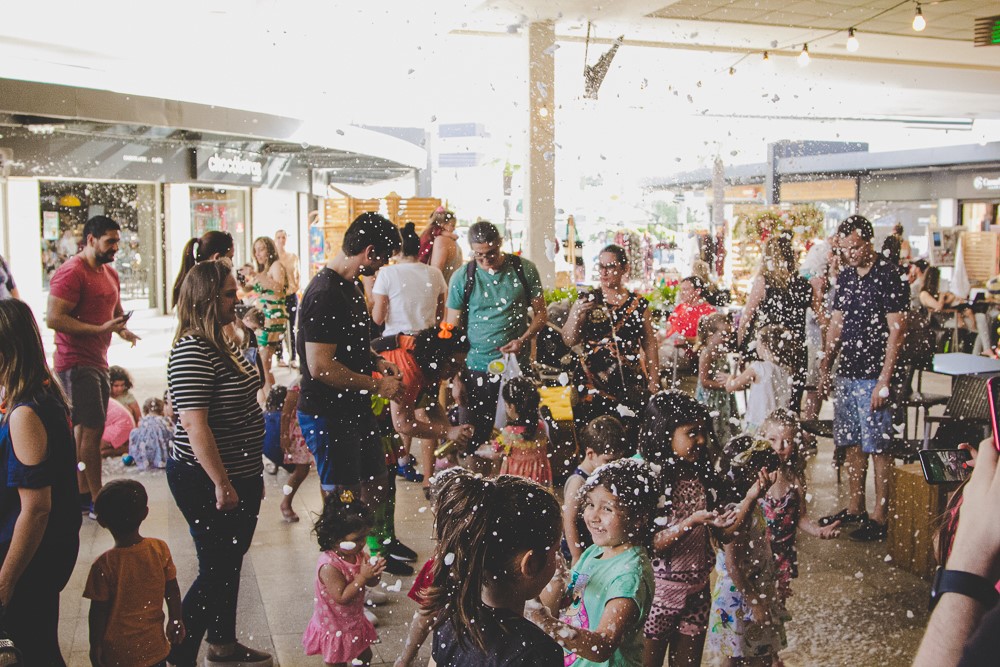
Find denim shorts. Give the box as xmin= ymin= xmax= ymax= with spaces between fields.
xmin=297 ymin=411 xmax=384 ymax=491
xmin=833 ymin=377 xmax=894 ymax=454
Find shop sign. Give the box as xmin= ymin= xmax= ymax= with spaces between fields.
xmin=192 ymin=148 xmax=266 ymax=185
xmin=973 ymin=175 xmax=1000 ymax=192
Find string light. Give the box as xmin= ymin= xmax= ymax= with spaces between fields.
xmin=729 ymin=66 xmax=736 ymax=75
xmin=912 ymin=4 xmax=926 ymax=31
xmin=762 ymin=50 xmax=770 ymax=62
xmin=846 ymin=27 xmax=860 ymax=52
xmin=797 ymin=43 xmax=810 ymax=67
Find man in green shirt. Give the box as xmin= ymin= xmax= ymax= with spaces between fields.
xmin=445 ymin=221 xmax=547 ymax=456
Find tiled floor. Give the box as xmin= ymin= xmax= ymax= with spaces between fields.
xmin=53 ymin=308 xmax=944 ymax=666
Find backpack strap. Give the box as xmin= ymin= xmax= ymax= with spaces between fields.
xmin=460 ymin=255 xmax=534 ymax=324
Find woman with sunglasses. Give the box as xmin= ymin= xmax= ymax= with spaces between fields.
xmin=563 ymin=244 xmax=660 ymax=444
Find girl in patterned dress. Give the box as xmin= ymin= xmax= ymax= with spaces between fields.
xmin=303 ymin=490 xmax=385 ymax=666
xmin=493 ymin=377 xmax=552 ymax=487
xmin=758 ymin=410 xmax=840 ymax=607
xmin=250 ymin=236 xmax=289 ymax=395
xmin=695 ymin=313 xmax=738 ymax=460
xmin=639 ymin=391 xmax=743 ymax=667
xmin=709 ymin=436 xmax=786 ymax=665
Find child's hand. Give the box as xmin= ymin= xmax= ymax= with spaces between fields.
xmin=748 ymin=600 xmax=769 ymax=625
xmin=755 ymin=468 xmax=778 ymax=495
xmin=687 ymin=509 xmax=717 ymax=527
xmin=524 ymin=597 xmax=552 ymax=625
xmin=361 ymin=556 xmax=386 ymax=582
xmin=167 ymin=618 xmax=186 ymax=645
xmin=706 ymin=508 xmax=738 ymax=529
xmin=816 ymin=521 xmax=841 ymax=539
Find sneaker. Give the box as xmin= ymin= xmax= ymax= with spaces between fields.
xmin=383 ymin=557 xmax=415 ymax=576
xmin=364 ymin=608 xmax=379 ymax=626
xmin=849 ymin=519 xmax=887 ymax=542
xmin=396 ymin=461 xmax=424 ymax=483
xmin=366 ymin=589 xmax=389 ymax=606
xmin=818 ymin=509 xmax=867 ymax=527
xmin=87 ymin=503 xmax=97 ymax=521
xmin=386 ymin=540 xmax=418 ymax=563
xmin=204 ymin=643 xmax=273 ymax=667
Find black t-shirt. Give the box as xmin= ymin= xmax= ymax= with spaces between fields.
xmin=834 ymin=258 xmax=909 ymax=379
xmin=958 ymin=601 xmax=1000 ymax=667
xmin=432 ymin=608 xmax=563 ymax=667
xmin=296 ymin=268 xmax=375 ymax=416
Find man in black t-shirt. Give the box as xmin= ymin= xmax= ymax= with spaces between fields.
xmin=296 ymin=213 xmax=402 ymax=503
xmin=819 ymin=215 xmax=908 ymax=542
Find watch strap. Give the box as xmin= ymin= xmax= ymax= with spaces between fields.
xmin=930 ymin=568 xmax=1000 ymax=611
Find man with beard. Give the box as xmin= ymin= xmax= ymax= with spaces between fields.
xmin=47 ymin=215 xmax=140 ymax=516
xmin=296 ymin=212 xmax=403 ymax=506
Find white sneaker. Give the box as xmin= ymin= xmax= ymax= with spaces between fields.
xmin=366 ymin=589 xmax=389 ymax=606
xmin=364 ymin=608 xmax=378 ymax=626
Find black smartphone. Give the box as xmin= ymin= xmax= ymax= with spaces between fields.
xmin=988 ymin=376 xmax=1000 ymax=452
xmin=918 ymin=449 xmax=973 ymax=484
xmin=122 ymin=310 xmax=134 ymax=322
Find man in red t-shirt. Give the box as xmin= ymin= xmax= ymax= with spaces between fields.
xmin=47 ymin=216 xmax=140 ymax=514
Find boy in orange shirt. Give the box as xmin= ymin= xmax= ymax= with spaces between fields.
xmin=84 ymin=479 xmax=184 ymax=667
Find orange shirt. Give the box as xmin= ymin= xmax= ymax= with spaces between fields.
xmin=83 ymin=537 xmax=176 ymax=667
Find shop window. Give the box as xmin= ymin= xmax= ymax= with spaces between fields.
xmin=190 ymin=187 xmax=248 ymax=267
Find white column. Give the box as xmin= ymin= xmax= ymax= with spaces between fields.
xmin=524 ymin=20 xmax=556 ymax=288
xmin=938 ymin=198 xmax=958 ymax=227
xmin=164 ymin=184 xmax=192 ymax=308
xmin=7 ymin=179 xmax=43 ymax=313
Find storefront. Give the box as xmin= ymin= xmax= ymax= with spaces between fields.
xmin=958 ymin=171 xmax=1000 ymax=230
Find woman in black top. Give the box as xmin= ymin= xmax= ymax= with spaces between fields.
xmin=563 ymin=245 xmax=660 ymax=438
xmin=167 ymin=260 xmax=271 ymax=667
xmin=0 ymin=299 xmax=80 ymax=665
xmin=738 ymin=234 xmax=812 ymax=406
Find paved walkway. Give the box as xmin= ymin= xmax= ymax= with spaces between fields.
xmin=52 ymin=308 xmax=937 ymax=666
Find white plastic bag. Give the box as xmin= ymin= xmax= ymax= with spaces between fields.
xmin=493 ymin=353 xmax=522 ymax=428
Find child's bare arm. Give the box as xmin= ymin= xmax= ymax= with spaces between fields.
xmin=88 ymin=600 xmax=110 ymax=667
xmin=562 ymin=475 xmax=585 ymax=564
xmin=164 ymin=578 xmax=186 ymax=645
xmin=652 ymin=511 xmax=717 ymax=554
xmin=529 ymin=598 xmax=640 ymax=662
xmin=394 ymin=608 xmax=438 ymax=667
xmin=322 ymin=558 xmax=386 ymax=604
xmin=698 ymin=347 xmax=728 ymax=390
xmin=724 ymin=365 xmax=756 ymax=393
xmin=539 ymin=554 xmax=570 ymax=615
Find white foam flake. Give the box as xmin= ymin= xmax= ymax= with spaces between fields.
xmin=444 ymin=552 xmax=455 ymax=566
xmin=339 ymin=541 xmax=356 ymax=551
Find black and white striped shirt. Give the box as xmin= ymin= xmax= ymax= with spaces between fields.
xmin=167 ymin=336 xmax=264 ymax=479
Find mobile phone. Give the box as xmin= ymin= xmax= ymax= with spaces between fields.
xmin=918 ymin=449 xmax=972 ymax=484
xmin=988 ymin=376 xmax=1000 ymax=452
xmin=122 ymin=310 xmax=134 ymax=322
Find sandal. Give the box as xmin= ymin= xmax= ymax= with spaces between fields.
xmin=280 ymin=507 xmax=299 ymax=523
xmin=818 ymin=508 xmax=867 ymax=527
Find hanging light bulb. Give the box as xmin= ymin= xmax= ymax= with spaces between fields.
xmin=762 ymin=50 xmax=770 ymax=62
xmin=797 ymin=43 xmax=810 ymax=67
xmin=729 ymin=66 xmax=736 ymax=76
xmin=912 ymin=5 xmax=926 ymax=31
xmin=846 ymin=28 xmax=860 ymax=52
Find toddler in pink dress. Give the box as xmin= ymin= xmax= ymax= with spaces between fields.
xmin=303 ymin=490 xmax=385 ymax=666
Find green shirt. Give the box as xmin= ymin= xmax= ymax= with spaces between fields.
xmin=446 ymin=256 xmax=544 ymax=372
xmin=559 ymin=544 xmax=654 ymax=667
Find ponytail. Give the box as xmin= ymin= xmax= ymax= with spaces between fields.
xmin=171 ymin=231 xmax=234 ymax=309
xmin=425 ymin=474 xmax=560 ymax=652
xmin=171 ymin=237 xmax=200 ymax=309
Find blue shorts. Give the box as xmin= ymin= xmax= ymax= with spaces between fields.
xmin=297 ymin=411 xmax=384 ymax=491
xmin=833 ymin=378 xmax=894 ymax=454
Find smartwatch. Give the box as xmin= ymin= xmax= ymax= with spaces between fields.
xmin=929 ymin=568 xmax=1000 ymax=611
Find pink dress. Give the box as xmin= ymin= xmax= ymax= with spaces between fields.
xmin=494 ymin=423 xmax=552 ymax=487
xmin=283 ymin=385 xmax=313 ymax=466
xmin=302 ymin=551 xmax=378 ymax=663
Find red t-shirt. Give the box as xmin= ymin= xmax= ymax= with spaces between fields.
xmin=665 ymin=301 xmax=716 ymax=340
xmin=48 ymin=255 xmax=120 ymax=372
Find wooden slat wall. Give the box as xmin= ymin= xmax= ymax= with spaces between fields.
xmin=319 ymin=195 xmax=443 ymax=266
xmin=962 ymin=231 xmax=1000 ymax=283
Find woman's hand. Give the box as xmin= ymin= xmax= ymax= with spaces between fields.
xmin=688 ymin=509 xmax=720 ymax=527
xmin=447 ymin=424 xmax=474 ymax=448
xmin=215 ymin=482 xmax=239 ymax=511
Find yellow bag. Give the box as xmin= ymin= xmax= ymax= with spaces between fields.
xmin=538 ymin=385 xmax=574 ymax=422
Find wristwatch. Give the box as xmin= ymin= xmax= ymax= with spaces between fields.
xmin=929 ymin=568 xmax=1000 ymax=611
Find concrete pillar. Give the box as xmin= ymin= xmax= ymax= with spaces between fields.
xmin=712 ymin=157 xmax=725 ymax=236
xmin=524 ymin=20 xmax=556 ymax=287
xmin=7 ymin=179 xmax=43 ymax=313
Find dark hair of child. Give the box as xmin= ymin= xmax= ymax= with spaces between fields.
xmin=501 ymin=377 xmax=541 ymax=439
xmin=755 ymin=324 xmax=800 ymax=372
xmin=413 ymin=325 xmax=470 ymax=383
xmin=577 ymin=458 xmax=660 ymax=548
xmin=580 ymin=415 xmax=631 ymax=458
xmin=401 ymin=222 xmax=421 ymax=257
xmin=312 ymin=492 xmax=375 ymax=552
xmin=424 ymin=474 xmax=561 ymax=652
xmin=94 ymin=479 xmax=148 ymax=535
xmin=244 ymin=307 xmax=265 ymax=330
xmin=639 ymin=391 xmax=730 ymax=511
xmin=108 ymin=365 xmax=133 ymax=390
xmin=721 ymin=435 xmax=780 ymax=502
xmin=265 ymin=385 xmax=288 ymax=413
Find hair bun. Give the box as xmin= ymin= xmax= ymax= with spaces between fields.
xmin=404 ymin=222 xmax=416 ymax=233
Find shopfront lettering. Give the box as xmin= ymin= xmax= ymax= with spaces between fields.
xmin=122 ymin=154 xmax=164 ymax=164
xmin=973 ymin=175 xmax=1000 ymax=191
xmin=207 ymin=153 xmax=263 ymax=182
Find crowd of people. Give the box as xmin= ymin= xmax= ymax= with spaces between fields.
xmin=0 ymin=209 xmax=998 ymax=667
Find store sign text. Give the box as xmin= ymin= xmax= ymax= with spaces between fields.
xmin=207 ymin=153 xmax=263 ymax=182
xmin=973 ymin=176 xmax=1000 ymax=191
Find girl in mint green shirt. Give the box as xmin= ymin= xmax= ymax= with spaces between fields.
xmin=531 ymin=459 xmax=657 ymax=666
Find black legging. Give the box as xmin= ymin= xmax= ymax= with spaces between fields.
xmin=0 ymin=536 xmax=79 ymax=666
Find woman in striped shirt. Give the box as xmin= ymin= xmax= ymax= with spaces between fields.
xmin=167 ymin=260 xmax=272 ymax=667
